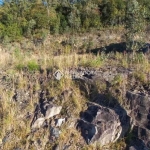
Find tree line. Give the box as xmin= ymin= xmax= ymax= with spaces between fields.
xmin=0 ymin=0 xmax=149 ymax=44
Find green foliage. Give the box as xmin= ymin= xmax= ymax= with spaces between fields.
xmin=0 ymin=0 xmax=149 ymax=42
xmin=59 ymin=14 xmax=68 ymax=33
xmin=27 ymin=61 xmax=40 ymax=72
xmin=30 ymin=4 xmax=49 ymax=29
xmin=4 ymin=23 xmax=22 ymax=41
xmin=99 ymin=0 xmax=126 ymax=26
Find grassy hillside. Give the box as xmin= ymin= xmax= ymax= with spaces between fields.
xmin=0 ymin=31 xmax=150 ymax=149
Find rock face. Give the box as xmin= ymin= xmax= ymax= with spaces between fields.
xmin=77 ymin=103 xmax=122 ymax=145
xmin=126 ymin=91 xmax=150 ymax=149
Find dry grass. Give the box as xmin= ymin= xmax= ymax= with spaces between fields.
xmin=0 ymin=49 xmax=106 ymax=71
xmin=0 ymin=48 xmax=89 ymax=149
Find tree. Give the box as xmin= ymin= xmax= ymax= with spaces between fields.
xmin=125 ymin=0 xmax=146 ymax=51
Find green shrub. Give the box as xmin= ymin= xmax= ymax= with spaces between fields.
xmin=4 ymin=23 xmax=22 ymax=41
xmin=27 ymin=61 xmax=40 ymax=72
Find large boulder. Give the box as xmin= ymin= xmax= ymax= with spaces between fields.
xmin=77 ymin=103 xmax=122 ymax=146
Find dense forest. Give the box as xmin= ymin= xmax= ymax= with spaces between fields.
xmin=0 ymin=0 xmax=150 ymax=43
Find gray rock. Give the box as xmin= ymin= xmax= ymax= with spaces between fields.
xmin=55 ymin=118 xmax=65 ymax=127
xmin=31 ymin=117 xmax=45 ymax=129
xmin=77 ymin=103 xmax=122 ymax=146
xmin=45 ymin=105 xmax=62 ymax=119
xmin=50 ymin=128 xmax=60 ymax=138
xmin=31 ymin=104 xmax=62 ymax=129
